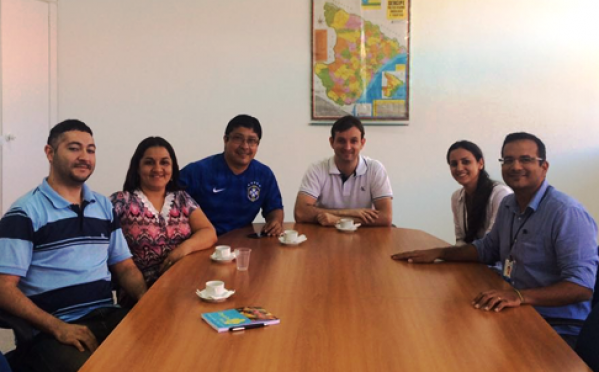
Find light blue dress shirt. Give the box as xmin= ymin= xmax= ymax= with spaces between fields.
xmin=473 ymin=180 xmax=598 ymax=335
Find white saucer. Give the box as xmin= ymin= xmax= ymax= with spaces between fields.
xmin=279 ymin=235 xmax=307 ymax=246
xmin=196 ymin=289 xmax=236 ymax=303
xmin=335 ymin=223 xmax=361 ymax=233
xmin=210 ymin=252 xmax=236 ymax=263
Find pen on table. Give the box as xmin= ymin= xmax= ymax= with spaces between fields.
xmin=229 ymin=323 xmax=267 ymax=332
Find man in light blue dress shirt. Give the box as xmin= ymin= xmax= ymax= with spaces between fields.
xmin=392 ymin=132 xmax=598 ymax=348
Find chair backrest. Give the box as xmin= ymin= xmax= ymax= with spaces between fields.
xmin=575 ymin=304 xmax=599 ymax=371
xmin=0 ymin=351 xmax=13 ymax=372
xmin=0 ymin=309 xmax=36 ymax=347
xmin=593 ymin=246 xmax=599 ymax=308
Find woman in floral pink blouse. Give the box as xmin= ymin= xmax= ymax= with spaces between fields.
xmin=111 ymin=137 xmax=217 ymax=297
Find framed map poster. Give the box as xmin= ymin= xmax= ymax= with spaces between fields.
xmin=312 ymin=0 xmax=410 ymax=123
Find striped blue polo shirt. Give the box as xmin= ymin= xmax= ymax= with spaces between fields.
xmin=0 ymin=178 xmax=132 ymax=322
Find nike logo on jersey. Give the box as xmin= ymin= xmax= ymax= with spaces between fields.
xmin=213 ymin=187 xmax=226 ymax=193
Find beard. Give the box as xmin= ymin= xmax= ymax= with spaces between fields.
xmin=55 ymin=162 xmax=93 ymax=185
xmin=68 ymin=170 xmax=92 ymax=184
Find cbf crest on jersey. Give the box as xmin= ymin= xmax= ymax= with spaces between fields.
xmin=247 ymin=181 xmax=261 ymax=202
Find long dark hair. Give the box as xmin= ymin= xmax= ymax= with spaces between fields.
xmin=123 ymin=137 xmax=183 ymax=193
xmin=446 ymin=141 xmax=495 ymax=243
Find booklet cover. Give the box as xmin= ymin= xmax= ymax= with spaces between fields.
xmin=201 ymin=306 xmax=280 ymax=333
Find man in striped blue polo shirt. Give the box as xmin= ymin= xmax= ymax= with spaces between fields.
xmin=0 ymin=120 xmax=147 ymax=372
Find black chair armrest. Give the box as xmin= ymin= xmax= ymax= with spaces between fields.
xmin=0 ymin=308 xmax=37 ymax=345
xmin=544 ymin=317 xmax=585 ymax=328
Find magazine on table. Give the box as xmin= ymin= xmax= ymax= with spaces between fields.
xmin=201 ymin=306 xmax=280 ymax=333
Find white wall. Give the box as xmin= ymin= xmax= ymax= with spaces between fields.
xmin=0 ymin=0 xmax=57 ymax=213
xmin=55 ymin=0 xmax=599 ymax=242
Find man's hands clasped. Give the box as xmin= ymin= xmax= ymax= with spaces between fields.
xmin=316 ymin=208 xmax=379 ymax=227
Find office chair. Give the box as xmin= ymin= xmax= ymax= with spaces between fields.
xmin=0 ymin=308 xmax=36 ymax=367
xmin=0 ymin=309 xmax=35 ymax=346
xmin=575 ymin=304 xmax=599 ymax=371
xmin=593 ymin=246 xmax=599 ymax=309
xmin=0 ymin=351 xmax=13 ymax=372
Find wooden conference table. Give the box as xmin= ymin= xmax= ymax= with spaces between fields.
xmin=80 ymin=223 xmax=590 ymax=372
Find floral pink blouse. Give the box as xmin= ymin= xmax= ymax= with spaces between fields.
xmin=111 ymin=190 xmax=199 ymax=286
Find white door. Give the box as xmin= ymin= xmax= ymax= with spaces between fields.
xmin=0 ymin=0 xmax=57 ymax=213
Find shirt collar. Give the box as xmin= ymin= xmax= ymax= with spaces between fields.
xmin=219 ymin=152 xmax=253 ymax=175
xmin=39 ymin=178 xmax=96 ymax=209
xmin=328 ymin=156 xmax=367 ymax=176
xmin=527 ymin=179 xmax=550 ymax=211
xmin=457 ymin=188 xmax=466 ymax=201
xmin=506 ymin=179 xmax=549 ymax=214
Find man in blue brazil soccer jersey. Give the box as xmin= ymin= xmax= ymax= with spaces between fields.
xmin=0 ymin=120 xmax=147 ymax=372
xmin=180 ymin=115 xmax=284 ymax=236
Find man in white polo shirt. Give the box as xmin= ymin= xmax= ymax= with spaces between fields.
xmin=294 ymin=115 xmax=393 ymax=227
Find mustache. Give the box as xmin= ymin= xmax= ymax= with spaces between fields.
xmin=74 ymin=162 xmax=92 ymax=169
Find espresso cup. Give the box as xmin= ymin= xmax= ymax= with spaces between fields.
xmin=283 ymin=230 xmax=299 ymax=243
xmin=338 ymin=218 xmax=354 ymax=229
xmin=215 ymin=245 xmax=231 ymax=259
xmin=205 ymin=280 xmax=225 ymax=297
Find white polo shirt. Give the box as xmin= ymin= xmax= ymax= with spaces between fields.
xmin=298 ymin=156 xmax=393 ymax=209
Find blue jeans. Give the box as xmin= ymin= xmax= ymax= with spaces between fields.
xmin=10 ymin=307 xmax=128 ymax=372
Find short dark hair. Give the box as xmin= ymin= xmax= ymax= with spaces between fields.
xmin=224 ymin=114 xmax=262 ymax=140
xmin=123 ymin=137 xmax=183 ymax=193
xmin=501 ymin=132 xmax=546 ymax=160
xmin=330 ymin=115 xmax=365 ymax=139
xmin=47 ymin=119 xmax=93 ymax=148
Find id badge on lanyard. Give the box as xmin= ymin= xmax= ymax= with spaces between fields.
xmin=504 ymin=186 xmax=550 ymax=282
xmin=503 ymin=256 xmax=516 ymax=281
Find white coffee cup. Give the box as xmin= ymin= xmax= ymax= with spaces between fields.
xmin=338 ymin=218 xmax=354 ymax=229
xmin=215 ymin=245 xmax=231 ymax=259
xmin=205 ymin=280 xmax=225 ymax=297
xmin=283 ymin=230 xmax=299 ymax=243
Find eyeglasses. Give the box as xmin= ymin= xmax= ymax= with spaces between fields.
xmin=498 ymin=156 xmax=544 ymax=166
xmin=227 ymin=134 xmax=260 ymax=147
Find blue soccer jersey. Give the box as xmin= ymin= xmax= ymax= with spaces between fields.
xmin=180 ymin=153 xmax=283 ymax=235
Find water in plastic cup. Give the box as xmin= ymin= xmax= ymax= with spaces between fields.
xmin=235 ymin=248 xmax=252 ymax=271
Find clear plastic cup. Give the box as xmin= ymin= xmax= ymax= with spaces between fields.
xmin=234 ymin=248 xmax=252 ymax=271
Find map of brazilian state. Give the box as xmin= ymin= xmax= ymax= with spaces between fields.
xmin=313 ymin=1 xmax=409 ymax=120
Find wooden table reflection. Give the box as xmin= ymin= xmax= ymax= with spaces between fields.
xmin=80 ymin=223 xmax=590 ymax=371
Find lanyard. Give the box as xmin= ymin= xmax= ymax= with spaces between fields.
xmin=462 ymin=198 xmax=468 ymax=232
xmin=508 ymin=186 xmax=552 ymax=253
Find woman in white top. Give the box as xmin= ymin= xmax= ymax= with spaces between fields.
xmin=447 ymin=141 xmax=512 ymax=245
